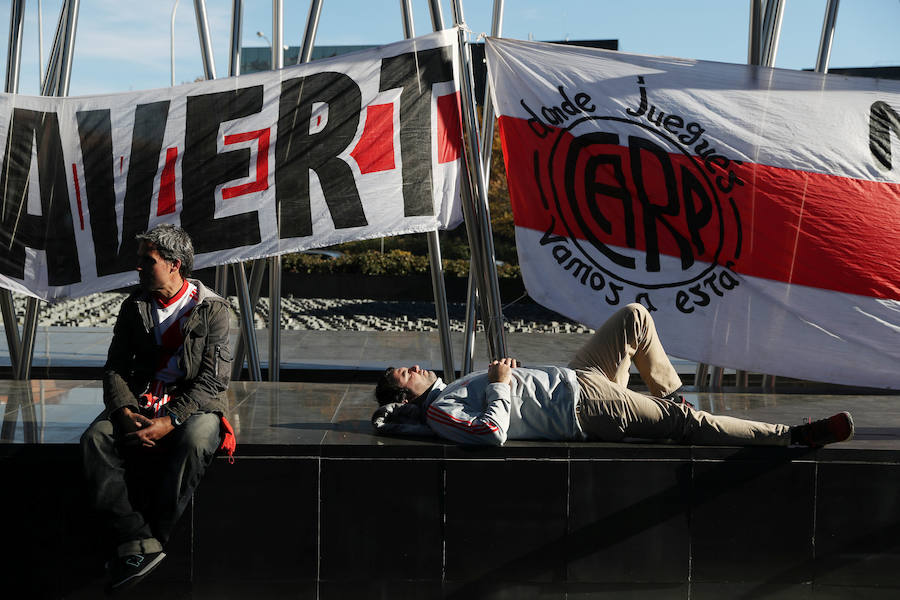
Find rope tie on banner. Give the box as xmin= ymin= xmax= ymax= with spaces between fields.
xmin=455 ymin=22 xmax=476 ymax=38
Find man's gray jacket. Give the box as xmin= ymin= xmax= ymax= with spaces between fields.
xmin=103 ymin=279 xmax=232 ymax=422
xmin=421 ymin=366 xmax=585 ymax=445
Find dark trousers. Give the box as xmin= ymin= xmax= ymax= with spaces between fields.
xmin=80 ymin=411 xmax=221 ymax=556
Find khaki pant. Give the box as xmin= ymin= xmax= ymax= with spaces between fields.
xmin=570 ymin=304 xmax=790 ymax=446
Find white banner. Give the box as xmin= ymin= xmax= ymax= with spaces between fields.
xmin=486 ymin=37 xmax=900 ymax=389
xmin=0 ymin=30 xmax=463 ymax=300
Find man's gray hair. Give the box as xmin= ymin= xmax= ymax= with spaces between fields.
xmin=136 ymin=224 xmax=194 ymax=277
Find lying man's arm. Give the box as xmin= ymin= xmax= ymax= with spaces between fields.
xmin=425 ymin=358 xmax=518 ymax=446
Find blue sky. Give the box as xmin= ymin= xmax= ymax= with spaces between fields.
xmin=0 ymin=0 xmax=898 ymax=97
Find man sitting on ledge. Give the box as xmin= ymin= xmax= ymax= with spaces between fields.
xmin=81 ymin=224 xmax=234 ymax=592
xmin=373 ymin=303 xmax=854 ymax=447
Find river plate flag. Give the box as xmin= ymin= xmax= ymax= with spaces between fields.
xmin=0 ymin=30 xmax=463 ymax=301
xmin=486 ymin=37 xmax=900 ymax=390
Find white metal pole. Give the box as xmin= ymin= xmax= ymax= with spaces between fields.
xmin=449 ymin=0 xmax=508 ymax=359
xmin=298 ymin=0 xmax=323 ymax=64
xmin=20 ymin=0 xmax=80 ymax=380
xmin=412 ymin=0 xmax=457 ymax=382
xmin=2 ymin=0 xmax=26 ymax=373
xmin=268 ymin=0 xmax=286 ymax=381
xmin=171 ymin=0 xmax=180 ymax=86
xmin=193 ymin=0 xmax=216 ymax=79
xmin=815 ymin=0 xmax=840 ymax=74
xmin=760 ymin=0 xmax=785 ymax=67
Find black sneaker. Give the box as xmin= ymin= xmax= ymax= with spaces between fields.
xmin=107 ymin=551 xmax=166 ymax=592
xmin=791 ymin=412 xmax=854 ymax=447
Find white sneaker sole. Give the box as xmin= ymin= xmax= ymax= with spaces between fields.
xmin=109 ymin=551 xmax=167 ymax=590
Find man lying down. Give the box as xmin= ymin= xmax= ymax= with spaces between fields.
xmin=372 ymin=304 xmax=854 ymax=448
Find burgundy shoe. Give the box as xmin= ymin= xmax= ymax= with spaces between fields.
xmin=790 ymin=412 xmax=854 ymax=447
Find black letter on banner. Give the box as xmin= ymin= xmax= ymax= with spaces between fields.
xmin=275 ymin=73 xmax=366 ymax=238
xmin=629 ymin=136 xmax=693 ymax=272
xmin=564 ymin=132 xmax=636 ymax=270
xmin=681 ymin=165 xmax=712 ymax=256
xmin=870 ymin=100 xmax=900 ymax=170
xmin=183 ymin=87 xmax=264 ymax=253
xmin=380 ymin=46 xmax=454 ymax=216
xmin=0 ymin=108 xmax=80 ymax=285
xmin=76 ymin=102 xmax=169 ymax=276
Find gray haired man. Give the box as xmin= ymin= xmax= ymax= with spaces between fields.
xmin=80 ymin=224 xmax=234 ymax=591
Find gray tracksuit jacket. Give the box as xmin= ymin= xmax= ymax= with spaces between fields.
xmin=373 ymin=366 xmax=586 ymax=446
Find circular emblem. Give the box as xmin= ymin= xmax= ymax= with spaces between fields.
xmin=545 ymin=116 xmax=726 ymax=289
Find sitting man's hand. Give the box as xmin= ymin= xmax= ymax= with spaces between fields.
xmin=488 ymin=357 xmax=518 ymax=386
xmin=114 ymin=406 xmax=147 ymax=434
xmin=124 ymin=416 xmax=175 ymax=448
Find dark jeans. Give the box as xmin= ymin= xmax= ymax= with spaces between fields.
xmin=80 ymin=410 xmax=221 ymax=555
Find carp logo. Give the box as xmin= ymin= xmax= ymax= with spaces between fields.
xmin=524 ymin=79 xmax=745 ymax=311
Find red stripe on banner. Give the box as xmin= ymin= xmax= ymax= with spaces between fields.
xmin=436 ymin=92 xmax=462 ymax=164
xmin=498 ymin=116 xmax=900 ymax=301
xmin=71 ymin=164 xmax=84 ymax=230
xmin=222 ymin=129 xmax=271 ymax=199
xmin=351 ymin=103 xmax=396 ymax=174
xmin=158 ymin=147 xmax=178 ymax=216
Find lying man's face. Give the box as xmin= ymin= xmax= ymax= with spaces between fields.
xmin=390 ymin=365 xmax=438 ymax=401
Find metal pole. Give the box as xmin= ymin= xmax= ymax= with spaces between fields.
xmin=462 ymin=0 xmax=504 ymax=367
xmin=19 ymin=0 xmax=79 ymax=381
xmin=815 ymin=0 xmax=840 ymax=74
xmin=400 ymin=0 xmax=413 ymax=39
xmin=450 ymin=0 xmax=508 ymax=358
xmin=426 ymin=0 xmax=444 ymax=31
xmin=409 ymin=0 xmax=456 ymax=382
xmin=479 ymin=0 xmax=504 ymax=180
xmin=267 ymin=0 xmax=287 ymax=381
xmin=2 ymin=0 xmax=26 ymax=371
xmin=231 ymin=259 xmax=266 ymax=380
xmin=710 ymin=366 xmax=724 ymax=392
xmin=55 ymin=0 xmax=78 ymax=97
xmin=225 ymin=0 xmax=264 ymax=381
xmin=5 ymin=0 xmax=24 ymax=94
xmin=298 ymin=0 xmax=323 ymax=64
xmin=17 ymin=299 xmax=39 ymax=380
xmin=41 ymin=2 xmax=64 ymax=94
xmin=191 ymin=0 xmax=230 ymax=299
xmin=193 ymin=0 xmax=216 ymax=79
xmin=272 ymin=0 xmax=283 ymax=69
xmin=37 ymin=0 xmax=43 ymax=88
xmin=232 ymin=263 xmax=262 ymax=380
xmin=760 ymin=0 xmax=785 ymax=67
xmin=462 ymin=266 xmax=478 ymax=375
xmin=747 ymin=0 xmax=763 ymax=65
xmin=229 ymin=0 xmax=243 ymax=77
xmin=170 ymin=0 xmax=180 ymax=86
xmin=694 ymin=363 xmax=709 ymax=391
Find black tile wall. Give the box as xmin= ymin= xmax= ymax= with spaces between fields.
xmin=193 ymin=457 xmax=320 ymax=584
xmin=444 ymin=460 xmax=568 ymax=585
xmin=318 ymin=579 xmax=444 ymax=600
xmin=814 ymin=463 xmax=900 ymax=587
xmin=567 ymin=459 xmax=691 ymax=583
xmin=691 ymin=453 xmax=816 ymax=583
xmin=319 ymin=458 xmax=444 ymax=582
xmin=7 ymin=441 xmax=900 ymax=598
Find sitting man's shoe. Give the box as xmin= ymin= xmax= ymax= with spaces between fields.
xmin=107 ymin=551 xmax=166 ymax=592
xmin=790 ymin=412 xmax=854 ymax=447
